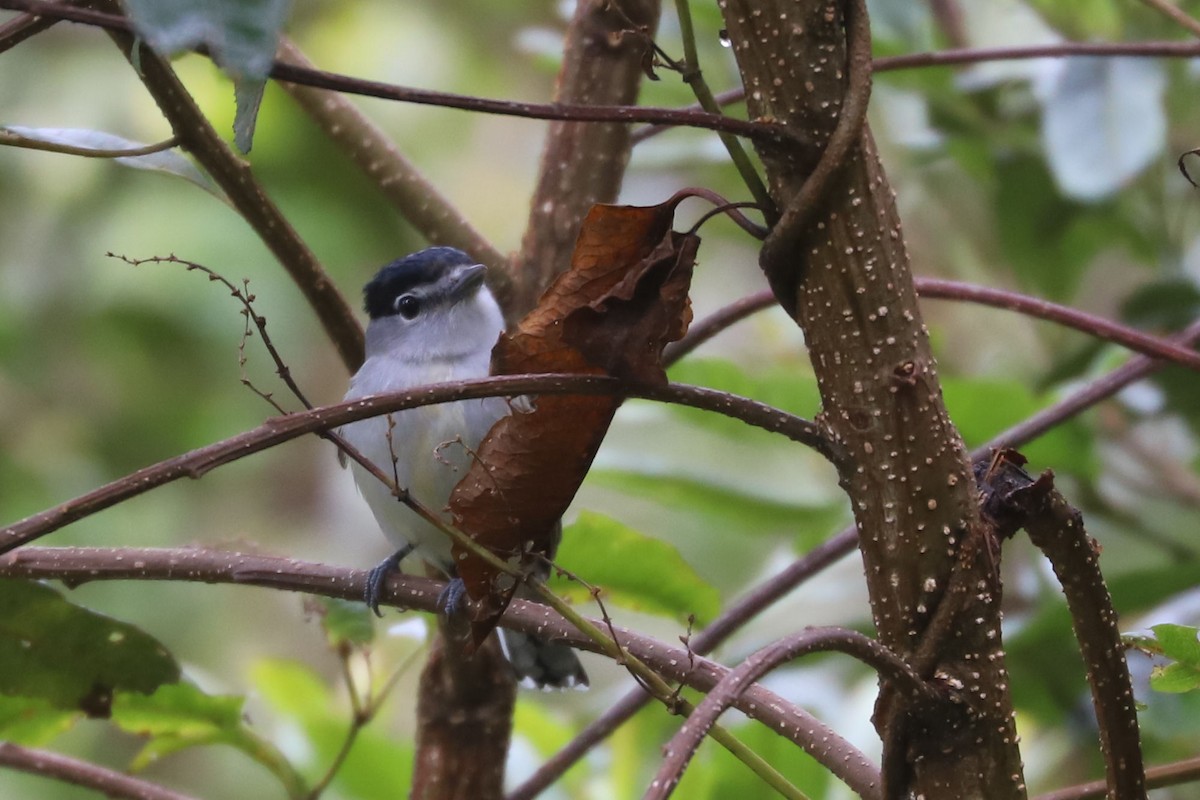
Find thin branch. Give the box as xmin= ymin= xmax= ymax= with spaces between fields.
xmin=274 ymin=38 xmax=507 ymax=281
xmin=667 ymin=279 xmax=1200 ymax=375
xmin=663 ymin=289 xmax=774 ymax=366
xmin=0 ymin=0 xmax=796 ymax=146
xmin=672 ymin=186 xmax=768 ymax=239
xmin=0 ymin=742 xmax=197 ymax=800
xmin=917 ymin=278 xmax=1200 ymax=373
xmin=84 ymin=0 xmax=366 ymax=373
xmin=646 ymin=627 xmax=938 ymax=800
xmin=0 ymin=130 xmax=180 ymax=158
xmin=1034 ymin=754 xmax=1200 ymax=800
xmin=0 ymin=374 xmax=836 ymax=552
xmin=633 ymin=41 xmax=1200 ymax=143
xmin=507 ymin=529 xmax=857 ymax=800
xmin=671 ymin=0 xmax=775 ymax=218
xmin=520 ymin=575 xmax=812 ymax=800
xmin=270 ymin=56 xmax=792 ymax=145
xmin=0 ymin=546 xmax=883 ymax=799
xmin=1137 ymin=0 xmax=1200 ymax=39
xmin=304 ymin=649 xmax=363 ymax=800
xmin=0 ymin=2 xmax=56 ymax=54
xmin=115 ymin=254 xmax=314 ymax=408
xmin=872 ymin=39 xmax=1200 ymax=71
xmin=987 ymin=317 xmax=1200 ymax=451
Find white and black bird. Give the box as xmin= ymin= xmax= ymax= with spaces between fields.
xmin=340 ymin=247 xmax=587 ymax=689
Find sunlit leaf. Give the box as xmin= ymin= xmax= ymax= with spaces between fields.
xmin=1146 ymin=622 xmax=1200 ymax=694
xmin=114 ymin=683 xmax=306 ymax=794
xmin=0 ymin=580 xmax=179 ymax=712
xmin=313 ymin=596 xmax=375 ymax=648
xmin=1040 ymin=58 xmax=1166 ymax=201
xmin=252 ymin=659 xmax=412 ymax=797
xmin=588 ymin=469 xmax=845 ymax=551
xmin=553 ymin=511 xmax=720 ymax=624
xmin=113 ymin=682 xmax=243 ymax=739
xmin=1 ymin=126 xmax=225 ymax=200
xmin=121 ymin=0 xmax=292 ymax=152
xmin=1149 ymin=624 xmax=1200 ymax=665
xmin=0 ymin=695 xmax=80 ymax=746
xmin=1150 ymin=662 xmax=1200 ymax=694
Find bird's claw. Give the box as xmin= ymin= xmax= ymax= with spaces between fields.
xmin=364 ymin=545 xmax=414 ymax=617
xmin=436 ymin=577 xmax=472 ymax=641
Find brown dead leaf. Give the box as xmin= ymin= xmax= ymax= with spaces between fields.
xmin=448 ymin=200 xmax=698 ymax=647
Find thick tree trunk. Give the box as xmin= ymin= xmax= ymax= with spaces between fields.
xmin=718 ymin=1 xmax=1027 ymax=796
xmin=506 ymin=0 xmax=662 ymax=317
xmin=411 ymin=636 xmax=514 ymax=800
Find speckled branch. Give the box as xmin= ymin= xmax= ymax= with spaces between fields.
xmin=0 ymin=545 xmax=882 ymax=797
xmin=980 ymin=457 xmax=1146 ymax=800
xmin=0 ymin=374 xmax=833 ymax=553
xmin=512 ymin=307 xmax=1200 ymax=800
xmin=719 ymin=0 xmax=1025 ymax=795
xmin=646 ymin=627 xmax=940 ymax=800
xmin=0 ymin=742 xmax=196 ymax=800
xmin=666 ymin=281 xmax=1200 ymax=373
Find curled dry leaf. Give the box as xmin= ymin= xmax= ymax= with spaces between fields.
xmin=448 ymin=200 xmax=698 ymax=647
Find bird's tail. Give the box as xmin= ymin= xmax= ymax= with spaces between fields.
xmin=497 ymin=628 xmax=588 ymax=690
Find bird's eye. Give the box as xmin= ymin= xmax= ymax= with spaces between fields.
xmin=395 ymin=295 xmax=420 ymax=319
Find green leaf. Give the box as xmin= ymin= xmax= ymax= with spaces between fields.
xmin=314 ymin=596 xmax=376 ymax=648
xmin=940 ymin=376 xmax=1095 ymax=476
xmin=252 ymin=658 xmax=332 ymax=719
xmin=1008 ymin=565 xmax=1200 ymax=720
xmin=665 ymin=358 xmax=822 ymax=438
xmin=1 ymin=126 xmax=226 ymax=200
xmin=113 ymin=683 xmax=306 ymax=796
xmin=120 ymin=0 xmax=292 ymax=152
xmin=1121 ymin=279 xmax=1200 ymax=332
xmin=554 ymin=511 xmax=721 ymax=624
xmin=0 ymin=695 xmax=80 ymax=745
xmin=1149 ymin=624 xmax=1200 ymax=665
xmin=0 ymin=580 xmax=180 ymax=712
xmin=992 ymin=155 xmax=1149 ymax=299
xmin=1149 ymin=662 xmax=1200 ymax=694
xmin=252 ymin=659 xmax=412 ymax=798
xmin=589 ymin=469 xmax=848 ymax=551
xmin=112 ymin=682 xmax=243 ymax=738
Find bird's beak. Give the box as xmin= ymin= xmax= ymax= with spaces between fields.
xmin=448 ymin=263 xmax=487 ymax=300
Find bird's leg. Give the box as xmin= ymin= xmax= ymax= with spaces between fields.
xmin=436 ymin=577 xmax=473 ymax=641
xmin=365 ymin=544 xmax=414 ymax=616
xmin=436 ymin=577 xmax=467 ymax=617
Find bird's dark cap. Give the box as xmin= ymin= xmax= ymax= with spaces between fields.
xmin=363 ymin=247 xmax=479 ymax=320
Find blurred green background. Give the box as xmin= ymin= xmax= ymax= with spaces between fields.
xmin=2 ymin=0 xmax=1200 ymax=797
